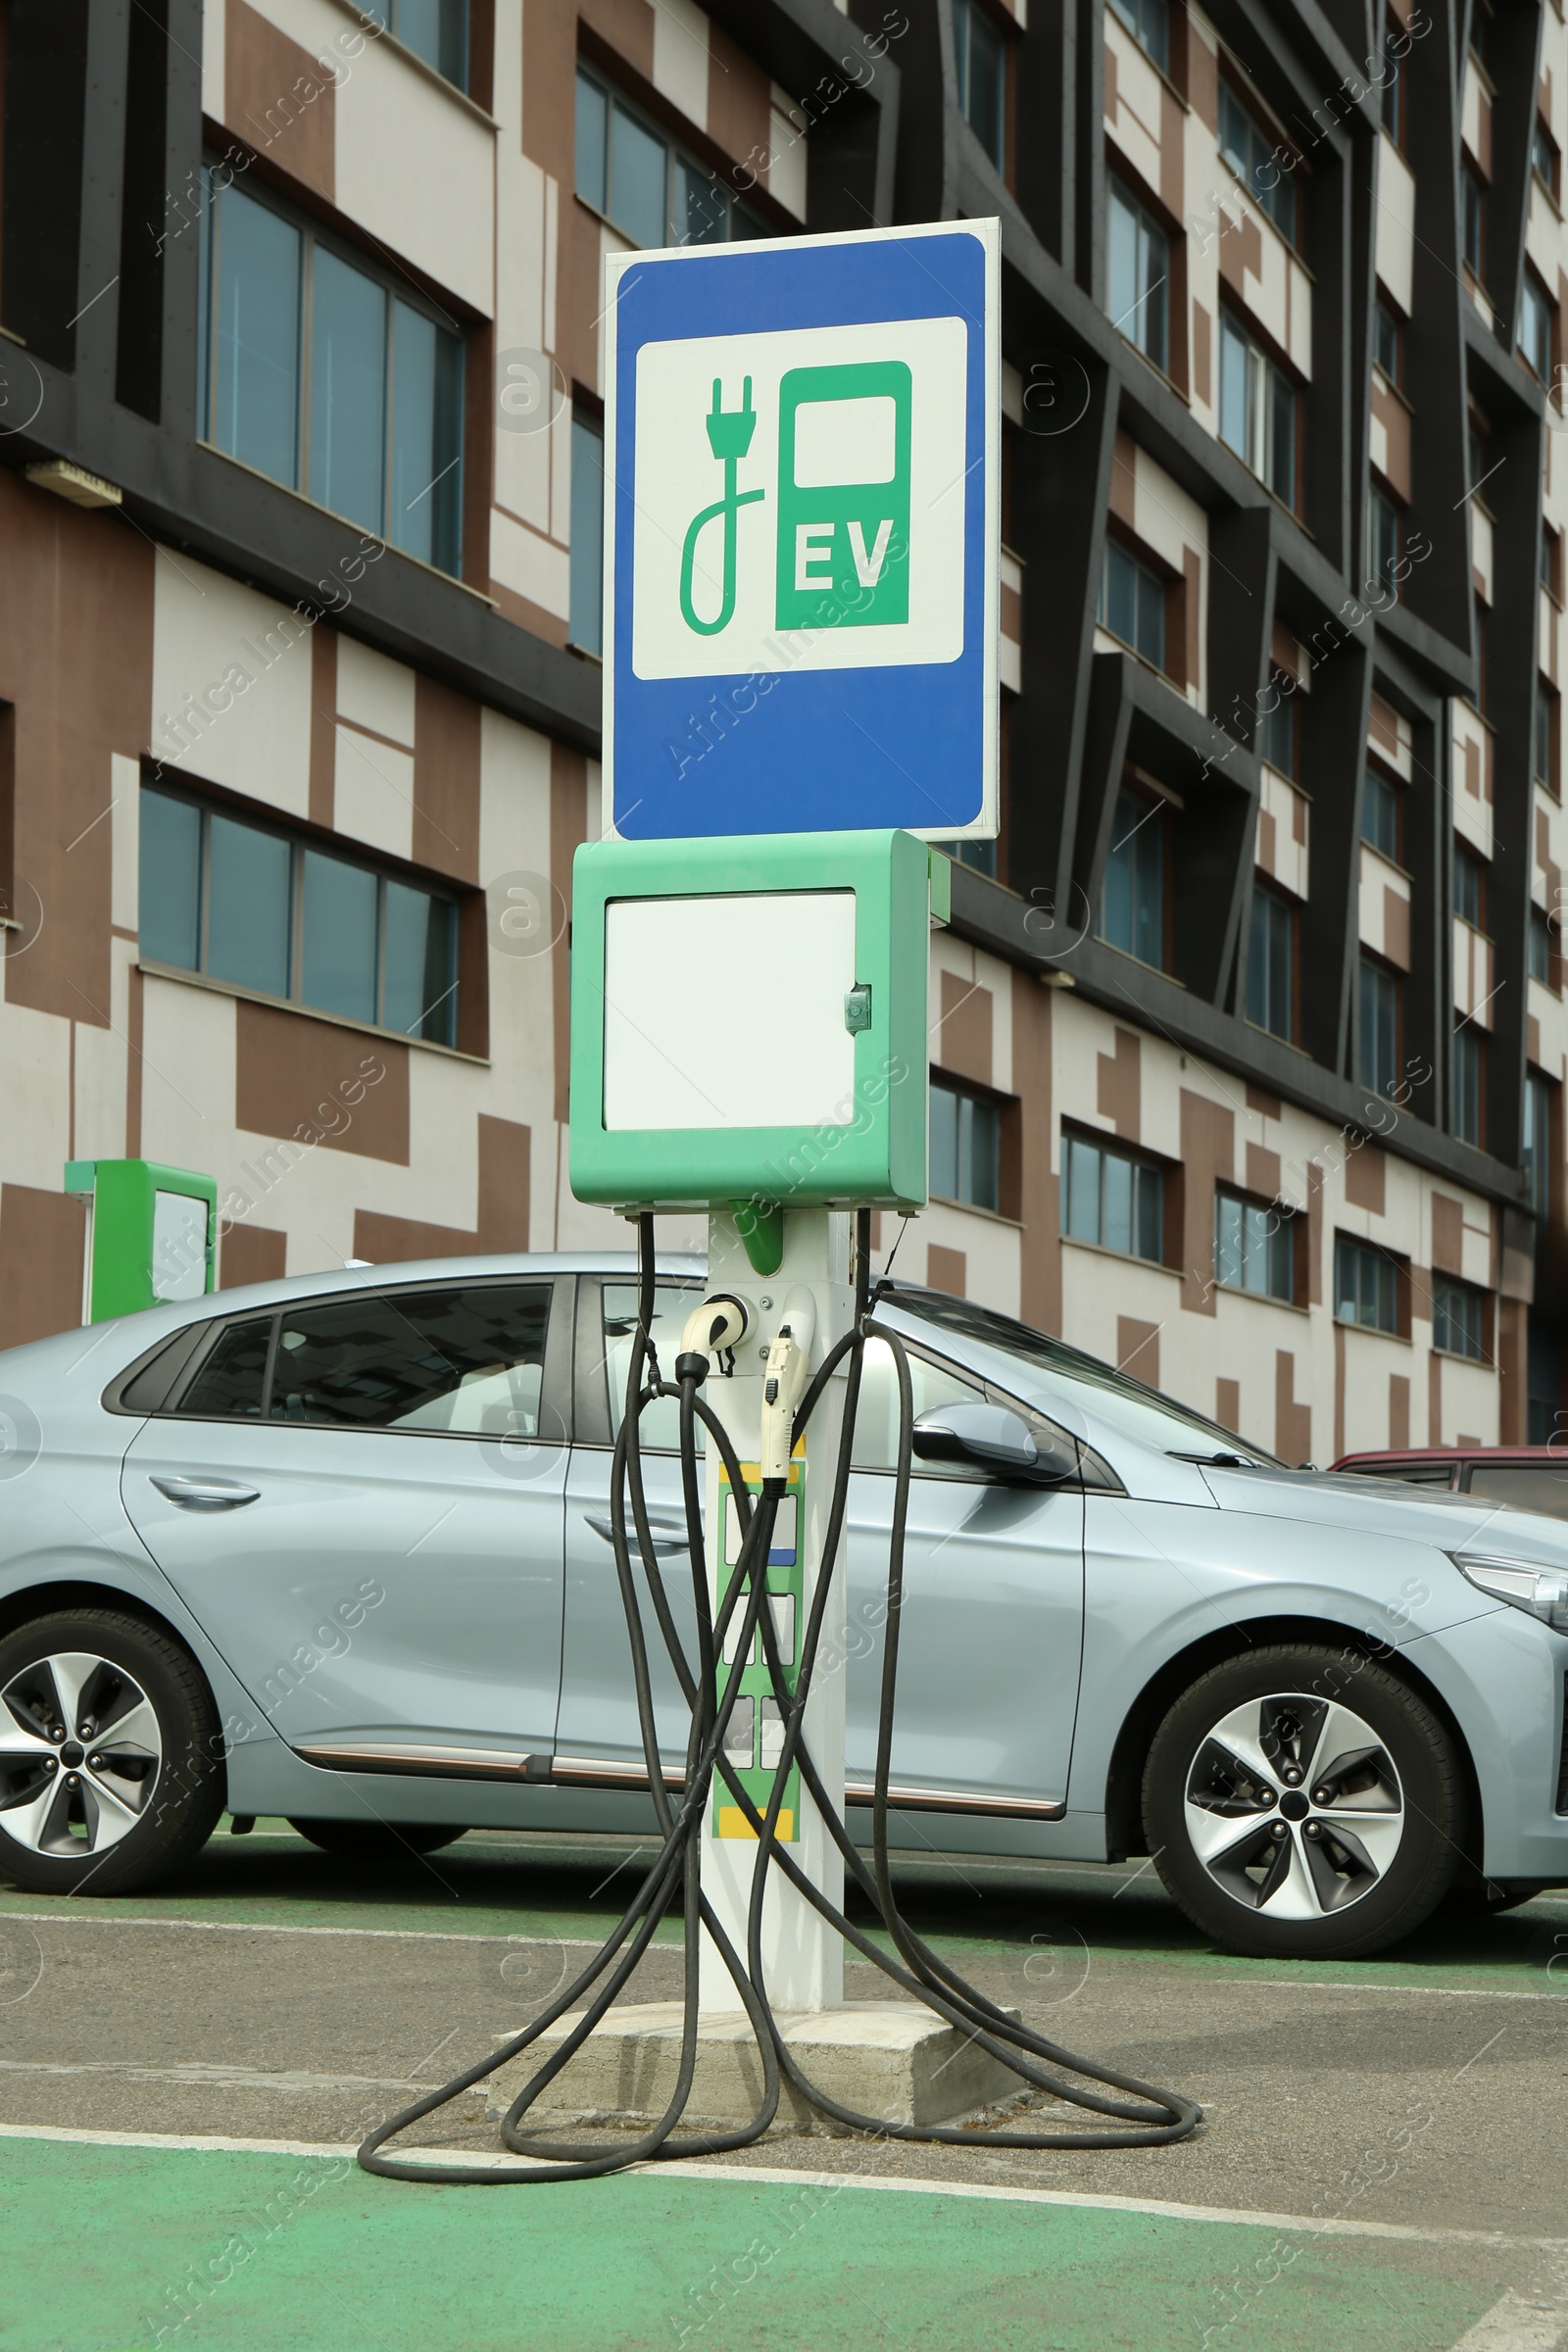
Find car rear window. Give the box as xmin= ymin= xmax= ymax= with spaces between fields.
xmin=178 ymin=1316 xmax=272 ymax=1418
xmin=1464 ymin=1463 xmax=1568 ymax=1519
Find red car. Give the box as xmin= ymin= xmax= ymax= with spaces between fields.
xmin=1330 ymin=1446 xmax=1568 ymax=1520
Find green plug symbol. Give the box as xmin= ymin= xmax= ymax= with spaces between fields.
xmin=679 ymin=376 xmax=765 ymax=636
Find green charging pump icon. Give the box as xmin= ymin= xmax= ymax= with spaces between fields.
xmin=679 ymin=377 xmax=765 ymax=635
xmin=776 ymin=360 xmax=911 ymax=632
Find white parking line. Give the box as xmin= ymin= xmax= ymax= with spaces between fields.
xmin=0 ymin=2122 xmax=1563 ymax=2252
xmin=1446 ymin=2293 xmax=1568 ymax=2350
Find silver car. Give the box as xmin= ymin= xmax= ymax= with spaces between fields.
xmin=0 ymin=1250 xmax=1564 ymax=1960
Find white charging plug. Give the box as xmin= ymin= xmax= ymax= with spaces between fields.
xmin=677 ymin=1292 xmax=751 ymax=1378
xmin=759 ymin=1288 xmax=816 ymax=1481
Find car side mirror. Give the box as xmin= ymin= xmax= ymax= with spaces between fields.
xmin=911 ymin=1401 xmax=1077 ymax=1486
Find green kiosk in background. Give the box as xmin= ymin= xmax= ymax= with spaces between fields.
xmin=63 ymin=1159 xmax=218 ymax=1323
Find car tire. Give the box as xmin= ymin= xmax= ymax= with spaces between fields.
xmin=288 ymin=1819 xmax=466 ymax=1860
xmin=1143 ymin=1643 xmax=1464 ymax=1960
xmin=0 ymin=1608 xmax=224 ymax=1897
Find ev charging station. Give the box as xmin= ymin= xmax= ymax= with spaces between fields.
xmin=63 ymin=1158 xmax=217 ymax=1322
xmin=587 ymin=219 xmax=999 ymax=2023
xmin=362 ymin=219 xmax=1197 ymax=2180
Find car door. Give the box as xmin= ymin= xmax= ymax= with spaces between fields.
xmin=844 ymin=1336 xmax=1087 ymax=1812
xmin=558 ymin=1275 xmax=705 ymax=1776
xmin=122 ymin=1275 xmax=570 ymax=1765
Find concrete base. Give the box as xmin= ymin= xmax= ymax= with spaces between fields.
xmin=484 ymin=2000 xmax=1025 ymax=2134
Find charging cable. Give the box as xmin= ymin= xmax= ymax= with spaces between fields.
xmin=358 ymin=1211 xmax=1200 ymax=2181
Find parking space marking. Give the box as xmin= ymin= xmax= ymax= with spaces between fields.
xmin=1447 ymin=2293 xmax=1568 ymax=2350
xmin=1 ymin=2122 xmax=1564 ymax=2253
xmin=0 ymin=1910 xmax=607 ymax=1946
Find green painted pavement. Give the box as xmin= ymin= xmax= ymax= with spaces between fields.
xmin=0 ymin=2136 xmax=1512 ymax=2352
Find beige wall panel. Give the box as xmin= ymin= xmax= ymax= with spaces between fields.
xmin=73 ymin=942 xmax=134 ymax=1162
xmin=1438 ymin=1356 xmax=1498 ymax=1444
xmin=0 ymin=1003 xmax=71 ymax=1190
xmin=247 ymin=0 xmax=500 ymax=313
xmin=653 ymin=0 xmax=710 ymax=126
xmin=138 ymin=975 xmax=238 ymax=1177
xmin=1376 ymin=133 xmax=1416 ymax=312
xmin=151 ymin=559 xmax=313 ymax=817
xmin=490 ymin=510 xmax=572 ymax=619
xmin=919 ymin=1200 xmax=1021 ymax=1316
xmin=203 ymin=0 xmax=225 ymax=116
xmin=111 ymin=753 xmax=141 ymax=936
xmin=332 ymin=725 xmax=416 ymax=862
xmin=336 ymin=639 xmax=416 ymax=745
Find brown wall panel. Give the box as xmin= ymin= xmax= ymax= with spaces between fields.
xmin=0 ymin=475 xmax=153 ymax=1031
xmin=224 ymin=0 xmax=335 ymax=201
xmin=551 ymin=739 xmax=587 ymax=1126
xmin=0 ymin=1184 xmax=84 ymax=1348
xmin=936 ymin=973 xmax=993 ymax=1088
xmin=234 ymin=1000 xmax=410 ymax=1164
xmin=1013 ymin=973 xmax=1059 ymax=1333
xmin=477 ymin=1113 xmax=530 ymax=1250
xmin=1179 ymin=1090 xmax=1234 ymax=1312
xmin=414 ymin=674 xmax=481 ymax=884
xmin=220 ymin=1222 xmax=288 ymax=1289
xmin=1117 ymin=1315 xmax=1160 ymax=1383
xmin=1096 ymin=1027 xmax=1141 ymax=1137
xmin=927 ymin=1243 xmax=966 ymax=1297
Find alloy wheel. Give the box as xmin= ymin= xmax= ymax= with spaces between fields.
xmin=0 ymin=1650 xmax=163 ymax=1857
xmin=1183 ymin=1690 xmax=1404 ymax=1919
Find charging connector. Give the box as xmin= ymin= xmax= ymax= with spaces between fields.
xmin=760 ymin=1288 xmax=816 ymax=1483
xmin=676 ymin=1291 xmax=751 ymax=1384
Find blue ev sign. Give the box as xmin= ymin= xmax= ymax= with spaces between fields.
xmin=601 ymin=220 xmax=999 ymax=843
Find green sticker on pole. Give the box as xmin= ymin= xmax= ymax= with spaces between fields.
xmin=774 ymin=362 xmax=911 ymax=632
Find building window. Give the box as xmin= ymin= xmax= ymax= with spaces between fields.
xmin=930 ymin=1078 xmax=1002 ymax=1211
xmin=1535 ymin=118 xmax=1560 ymax=201
xmin=954 ymin=0 xmax=1006 ymax=171
xmin=575 ymin=66 xmax=766 ymax=248
xmin=1380 ymin=13 xmax=1407 ymax=145
xmin=1467 ymin=416 xmax=1488 ymax=501
xmin=1526 ymin=1071 xmax=1553 ymax=1219
xmin=1453 ymin=1025 xmax=1483 ymax=1146
xmin=362 ymin=0 xmax=468 ymax=88
xmin=138 ymin=785 xmax=460 ymax=1046
xmin=1357 ymin=955 xmax=1400 ymax=1097
xmin=1219 ymin=312 xmax=1297 ymax=507
xmin=1247 ymin=884 xmax=1296 ymax=1041
xmin=569 ymin=414 xmax=605 ymax=658
xmin=199 ymin=175 xmax=464 ymax=576
xmin=1258 ymin=683 xmax=1298 ymax=777
xmin=1374 ymin=297 xmax=1403 ymax=383
xmin=1101 ymin=786 xmax=1165 ymax=966
xmin=1433 ymin=1275 xmax=1486 ymax=1361
xmin=1453 ymin=842 xmax=1485 ymax=929
xmin=1544 ymin=525 xmax=1561 ymax=600
xmin=1531 ymin=905 xmax=1553 ymax=983
xmin=1106 ymin=180 xmax=1169 ymax=371
xmin=1537 ymin=683 xmax=1556 ymax=790
xmin=1062 ymin=1131 xmax=1164 ymax=1262
xmin=1363 ymin=769 xmax=1401 ymax=861
xmin=1218 ymin=80 xmax=1298 ymax=245
xmin=1215 ymin=1191 xmax=1295 ymax=1301
xmin=1099 ymin=538 xmax=1165 ymax=669
xmin=1462 ymin=166 xmax=1486 ymax=283
xmin=1521 ymin=272 xmax=1553 ymax=380
xmin=1370 ymin=492 xmax=1402 ymax=598
xmin=1107 ymin=0 xmax=1169 ymax=73
xmin=1335 ymin=1236 xmax=1398 ymax=1333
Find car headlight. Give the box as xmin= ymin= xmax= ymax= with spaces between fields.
xmin=1449 ymin=1551 xmax=1568 ymax=1631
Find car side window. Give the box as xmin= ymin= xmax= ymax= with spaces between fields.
xmin=175 ymin=1316 xmax=273 ymax=1418
xmin=602 ymin=1281 xmax=704 ymax=1452
xmin=269 ymin=1284 xmax=554 ymax=1433
xmin=1464 ymin=1464 xmax=1568 ymax=1519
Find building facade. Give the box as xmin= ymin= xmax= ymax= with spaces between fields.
xmin=0 ymin=0 xmax=1561 ymax=1464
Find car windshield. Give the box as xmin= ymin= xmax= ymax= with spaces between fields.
xmin=889 ymin=1285 xmax=1283 ymax=1467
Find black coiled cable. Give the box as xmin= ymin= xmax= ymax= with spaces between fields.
xmin=358 ymin=1210 xmax=1200 ymax=2181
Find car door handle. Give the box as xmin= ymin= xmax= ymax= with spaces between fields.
xmin=583 ymin=1512 xmax=693 ymax=1556
xmin=150 ymin=1475 xmax=261 ymax=1511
